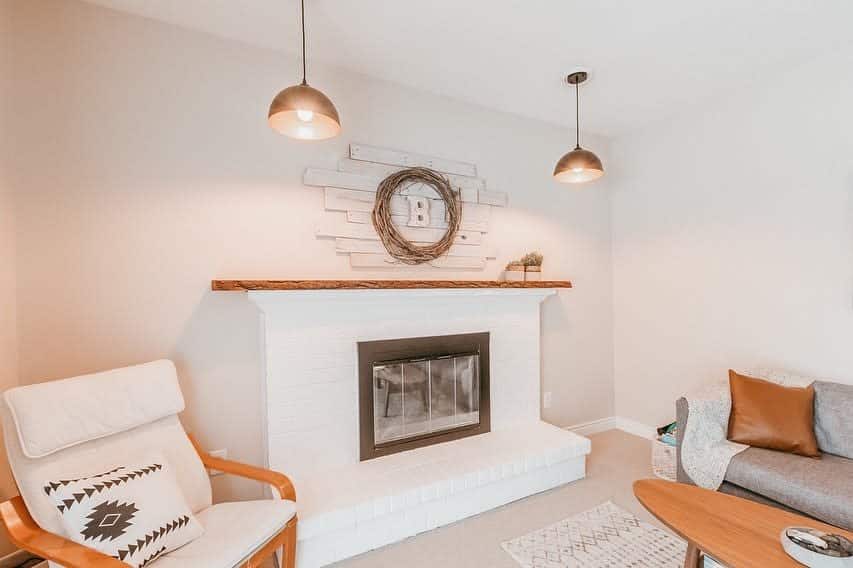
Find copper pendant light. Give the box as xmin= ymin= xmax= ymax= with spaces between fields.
xmin=553 ymin=71 xmax=603 ymax=184
xmin=268 ymin=0 xmax=341 ymax=140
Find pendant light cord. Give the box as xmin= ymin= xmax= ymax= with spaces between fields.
xmin=575 ymin=81 xmax=581 ymax=150
xmin=300 ymin=0 xmax=307 ymax=85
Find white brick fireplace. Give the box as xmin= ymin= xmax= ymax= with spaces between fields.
xmin=248 ymin=287 xmax=590 ymax=567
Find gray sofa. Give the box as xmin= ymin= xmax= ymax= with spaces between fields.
xmin=675 ymin=380 xmax=853 ymax=530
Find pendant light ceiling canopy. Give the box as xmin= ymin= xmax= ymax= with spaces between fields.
xmin=553 ymin=71 xmax=604 ymax=184
xmin=268 ymin=0 xmax=340 ymax=140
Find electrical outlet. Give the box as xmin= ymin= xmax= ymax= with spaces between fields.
xmin=543 ymin=391 xmax=553 ymax=409
xmin=208 ymin=449 xmax=227 ymax=477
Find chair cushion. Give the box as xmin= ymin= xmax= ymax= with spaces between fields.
xmin=151 ymin=500 xmax=296 ymax=568
xmin=725 ymin=446 xmax=853 ymax=530
xmin=46 ymin=456 xmax=203 ymax=567
xmin=3 ymin=411 xmax=213 ymax=537
xmin=4 ymin=360 xmax=184 ymax=458
xmin=813 ymin=381 xmax=853 ymax=459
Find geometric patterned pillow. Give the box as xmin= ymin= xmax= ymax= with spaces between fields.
xmin=44 ymin=456 xmax=203 ymax=567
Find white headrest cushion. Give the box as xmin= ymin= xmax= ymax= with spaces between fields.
xmin=4 ymin=360 xmax=185 ymax=459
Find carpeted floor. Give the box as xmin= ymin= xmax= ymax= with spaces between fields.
xmin=265 ymin=429 xmax=664 ymax=567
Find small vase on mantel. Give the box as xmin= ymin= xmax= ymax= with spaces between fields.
xmin=504 ymin=262 xmax=525 ymax=282
xmin=524 ymin=265 xmax=542 ymax=281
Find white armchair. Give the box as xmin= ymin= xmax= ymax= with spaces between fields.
xmin=0 ymin=360 xmax=297 ymax=568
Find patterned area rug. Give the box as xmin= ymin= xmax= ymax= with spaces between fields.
xmin=501 ymin=502 xmax=686 ymax=568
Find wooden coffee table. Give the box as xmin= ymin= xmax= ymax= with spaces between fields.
xmin=634 ymin=478 xmax=853 ymax=568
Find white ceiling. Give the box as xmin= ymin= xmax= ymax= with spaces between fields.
xmin=84 ymin=0 xmax=853 ymax=137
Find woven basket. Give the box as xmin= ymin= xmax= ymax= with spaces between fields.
xmin=651 ymin=438 xmax=677 ymax=481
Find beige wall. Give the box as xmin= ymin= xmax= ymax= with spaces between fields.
xmin=8 ymin=0 xmax=615 ymax=503
xmin=611 ymin=49 xmax=853 ymax=428
xmin=1 ymin=0 xmax=20 ymax=556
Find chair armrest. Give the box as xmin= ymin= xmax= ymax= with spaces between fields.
xmin=188 ymin=434 xmax=296 ymax=501
xmin=0 ymin=496 xmax=127 ymax=568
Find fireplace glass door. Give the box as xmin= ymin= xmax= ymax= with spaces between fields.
xmin=373 ymin=352 xmax=480 ymax=445
xmin=358 ymin=332 xmax=489 ymax=460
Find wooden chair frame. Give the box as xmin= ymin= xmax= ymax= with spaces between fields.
xmin=0 ymin=434 xmax=297 ymax=568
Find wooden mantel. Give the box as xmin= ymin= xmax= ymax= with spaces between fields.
xmin=211 ymin=279 xmax=572 ymax=291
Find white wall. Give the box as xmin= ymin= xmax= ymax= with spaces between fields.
xmin=611 ymin=50 xmax=853 ymax=427
xmin=8 ymin=0 xmax=614 ymax=502
xmin=0 ymin=0 xmax=20 ymax=556
xmin=0 ymin=0 xmax=17 ymax=395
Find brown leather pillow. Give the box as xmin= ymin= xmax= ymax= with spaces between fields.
xmin=727 ymin=370 xmax=820 ymax=457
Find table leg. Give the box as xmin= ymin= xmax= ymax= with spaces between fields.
xmin=683 ymin=542 xmax=702 ymax=568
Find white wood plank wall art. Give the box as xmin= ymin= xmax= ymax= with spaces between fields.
xmin=304 ymin=143 xmax=508 ymax=270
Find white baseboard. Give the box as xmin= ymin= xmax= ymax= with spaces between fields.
xmin=566 ymin=416 xmax=657 ymax=440
xmin=564 ymin=416 xmax=620 ymax=436
xmin=612 ymin=416 xmax=657 ymax=440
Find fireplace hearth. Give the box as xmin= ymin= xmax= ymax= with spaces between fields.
xmin=358 ymin=332 xmax=490 ymax=460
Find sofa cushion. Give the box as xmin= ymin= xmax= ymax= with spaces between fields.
xmin=4 ymin=360 xmax=184 ymax=459
xmin=725 ymin=446 xmax=853 ymax=530
xmin=814 ymin=381 xmax=853 ymax=459
xmin=727 ymin=370 xmax=819 ymax=457
xmin=151 ymin=500 xmax=296 ymax=567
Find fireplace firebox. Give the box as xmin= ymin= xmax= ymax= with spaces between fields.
xmin=358 ymin=332 xmax=490 ymax=461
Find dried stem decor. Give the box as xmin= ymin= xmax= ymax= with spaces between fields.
xmin=371 ymin=167 xmax=461 ymax=264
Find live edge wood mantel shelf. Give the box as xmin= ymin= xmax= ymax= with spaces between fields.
xmin=211 ymin=280 xmax=572 ymax=291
